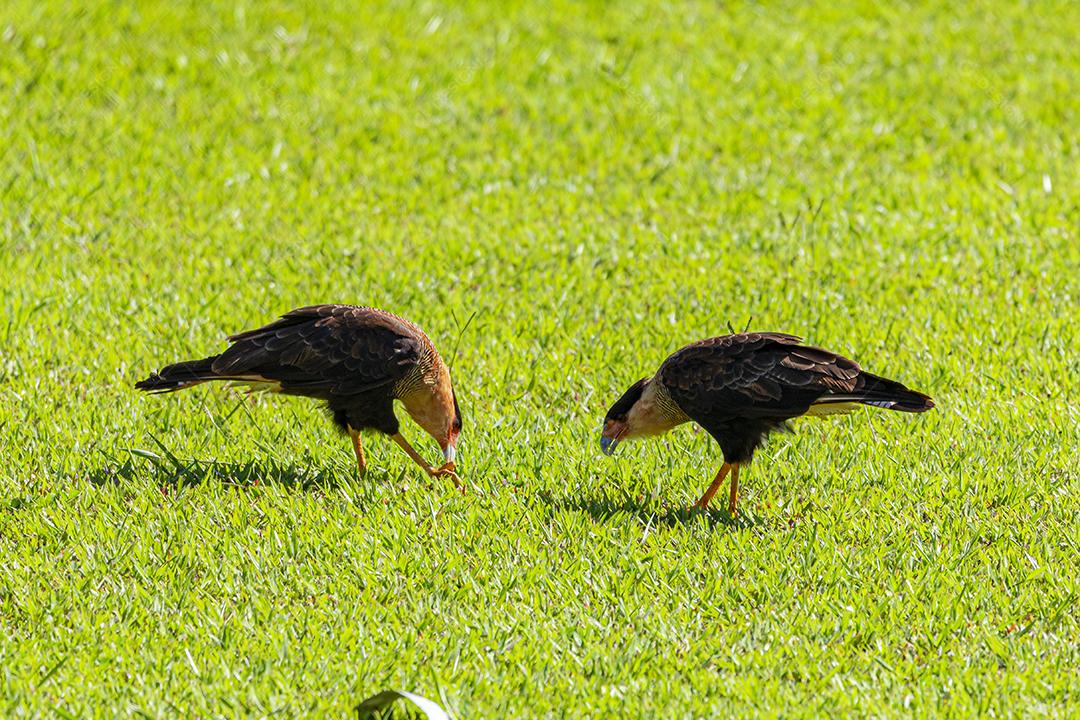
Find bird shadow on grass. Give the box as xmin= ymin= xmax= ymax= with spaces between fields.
xmin=86 ymin=452 xmax=372 ymax=493
xmin=541 ymin=489 xmax=765 ymax=531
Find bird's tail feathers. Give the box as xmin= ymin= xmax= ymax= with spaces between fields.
xmin=814 ymin=372 xmax=934 ymax=413
xmin=135 ymin=357 xmax=221 ymax=394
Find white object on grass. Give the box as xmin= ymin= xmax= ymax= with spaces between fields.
xmin=355 ymin=689 xmax=451 ymax=720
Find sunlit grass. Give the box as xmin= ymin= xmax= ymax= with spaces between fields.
xmin=1 ymin=0 xmax=1078 ymax=716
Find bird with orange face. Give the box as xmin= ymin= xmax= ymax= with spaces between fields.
xmin=137 ymin=304 xmax=462 ymax=488
xmin=601 ymin=332 xmax=933 ymax=515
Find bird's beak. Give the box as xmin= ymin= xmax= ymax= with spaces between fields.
xmin=600 ymin=436 xmax=619 ymax=456
xmin=443 ymin=444 xmax=456 ymax=463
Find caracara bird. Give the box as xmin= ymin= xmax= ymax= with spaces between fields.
xmin=136 ymin=305 xmax=462 ymax=488
xmin=600 ymin=333 xmax=933 ymax=515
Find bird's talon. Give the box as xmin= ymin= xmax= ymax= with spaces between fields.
xmin=428 ymin=462 xmax=464 ymax=492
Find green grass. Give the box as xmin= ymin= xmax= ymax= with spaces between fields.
xmin=2 ymin=0 xmax=1079 ymax=716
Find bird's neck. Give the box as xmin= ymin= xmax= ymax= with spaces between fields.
xmin=627 ymin=379 xmax=690 ymax=437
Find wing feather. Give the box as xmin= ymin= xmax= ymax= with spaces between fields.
xmin=658 ymin=333 xmax=863 ymax=423
xmin=211 ymin=305 xmax=421 ymax=397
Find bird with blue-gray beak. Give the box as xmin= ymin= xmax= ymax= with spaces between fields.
xmin=601 ymin=332 xmax=933 ymax=516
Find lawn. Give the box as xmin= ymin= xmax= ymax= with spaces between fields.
xmin=1 ymin=0 xmax=1078 ymax=716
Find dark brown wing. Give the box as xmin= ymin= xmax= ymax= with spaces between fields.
xmin=657 ymin=332 xmax=862 ymax=422
xmin=210 ymin=305 xmax=422 ymax=396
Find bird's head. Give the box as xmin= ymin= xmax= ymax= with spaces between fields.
xmin=401 ymin=371 xmax=462 ymax=466
xmin=600 ymin=377 xmax=651 ymax=456
xmin=443 ymin=389 xmax=463 ymax=464
xmin=428 ymin=386 xmax=462 ymax=465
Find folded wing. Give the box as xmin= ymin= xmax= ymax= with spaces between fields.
xmin=211 ymin=304 xmax=421 ymax=397
xmin=658 ymin=332 xmax=931 ymax=424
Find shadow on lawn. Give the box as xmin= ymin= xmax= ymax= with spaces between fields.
xmin=544 ymin=490 xmax=763 ymax=530
xmin=87 ymin=454 xmax=371 ymax=492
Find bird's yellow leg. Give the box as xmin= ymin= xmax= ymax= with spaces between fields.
xmin=391 ymin=432 xmax=464 ymax=492
xmin=348 ymin=427 xmax=367 ymax=476
xmin=693 ymin=463 xmax=731 ymax=509
xmin=727 ymin=463 xmax=741 ymax=517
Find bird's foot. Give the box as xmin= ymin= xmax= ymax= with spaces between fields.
xmin=429 ymin=462 xmax=464 ymax=493
xmin=431 ymin=460 xmax=456 ymax=475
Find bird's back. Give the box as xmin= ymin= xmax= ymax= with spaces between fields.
xmin=656 ymin=332 xmax=930 ymax=461
xmin=657 ymin=332 xmax=842 ymax=418
xmin=213 ymin=304 xmax=440 ymax=400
